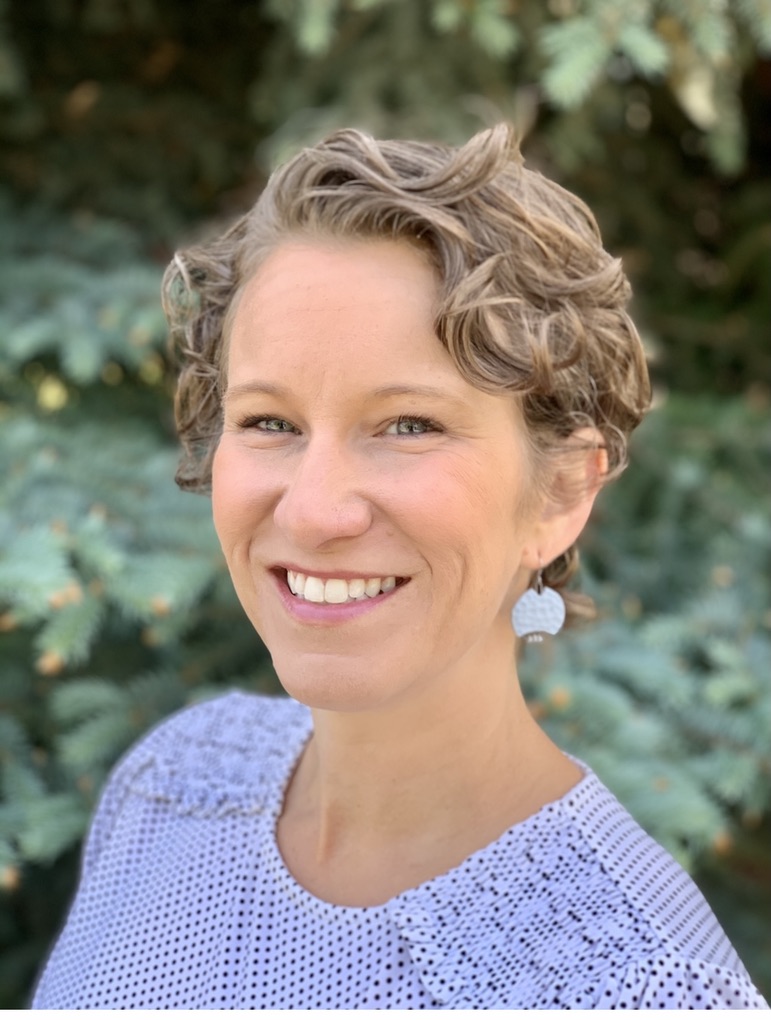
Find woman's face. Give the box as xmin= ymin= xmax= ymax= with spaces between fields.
xmin=213 ymin=239 xmax=547 ymax=712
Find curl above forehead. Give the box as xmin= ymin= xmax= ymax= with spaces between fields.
xmin=236 ymin=124 xmax=615 ymax=314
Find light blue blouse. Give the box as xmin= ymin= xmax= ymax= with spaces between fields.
xmin=33 ymin=692 xmax=768 ymax=1009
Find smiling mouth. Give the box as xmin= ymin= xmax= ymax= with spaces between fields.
xmin=285 ymin=570 xmax=408 ymax=605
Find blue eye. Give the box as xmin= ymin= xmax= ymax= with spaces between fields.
xmin=260 ymin=418 xmax=295 ymax=432
xmin=237 ymin=415 xmax=298 ymax=433
xmin=386 ymin=416 xmax=442 ymax=436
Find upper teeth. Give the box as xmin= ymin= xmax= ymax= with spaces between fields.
xmin=287 ymin=571 xmax=397 ymax=604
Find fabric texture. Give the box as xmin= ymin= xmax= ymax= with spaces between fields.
xmin=33 ymin=691 xmax=768 ymax=1009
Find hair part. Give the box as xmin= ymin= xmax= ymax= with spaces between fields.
xmin=163 ymin=123 xmax=651 ymax=625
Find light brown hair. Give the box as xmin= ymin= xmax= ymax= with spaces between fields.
xmin=163 ymin=123 xmax=651 ymax=622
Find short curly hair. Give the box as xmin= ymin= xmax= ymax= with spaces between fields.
xmin=162 ymin=123 xmax=650 ymax=623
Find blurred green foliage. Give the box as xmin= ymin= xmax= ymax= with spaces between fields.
xmin=1 ymin=0 xmax=770 ymax=1008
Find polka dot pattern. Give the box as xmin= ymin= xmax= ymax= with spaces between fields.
xmin=32 ymin=692 xmax=768 ymax=1009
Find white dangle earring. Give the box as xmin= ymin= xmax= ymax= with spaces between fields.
xmin=512 ymin=568 xmax=566 ymax=643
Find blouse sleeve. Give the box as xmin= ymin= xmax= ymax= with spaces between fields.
xmin=77 ymin=696 xmax=211 ymax=876
xmin=593 ymin=954 xmax=769 ymax=1010
xmin=29 ymin=739 xmax=156 ymax=1009
xmin=78 ymin=741 xmax=151 ymax=877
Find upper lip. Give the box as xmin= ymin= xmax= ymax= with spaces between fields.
xmin=274 ymin=563 xmax=408 ymax=581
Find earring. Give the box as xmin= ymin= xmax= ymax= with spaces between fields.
xmin=512 ymin=569 xmax=566 ymax=643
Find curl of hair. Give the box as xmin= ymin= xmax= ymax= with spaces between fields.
xmin=163 ymin=123 xmax=651 ymax=625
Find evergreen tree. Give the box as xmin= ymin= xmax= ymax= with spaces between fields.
xmin=1 ymin=0 xmax=769 ymax=1006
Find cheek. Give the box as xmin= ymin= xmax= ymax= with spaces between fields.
xmin=211 ymin=441 xmax=271 ymax=550
xmin=395 ymin=453 xmax=524 ymax=562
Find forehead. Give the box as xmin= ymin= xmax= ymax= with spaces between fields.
xmin=226 ymin=239 xmax=448 ymax=379
xmin=224 ymin=237 xmax=528 ymax=430
xmin=235 ymin=237 xmax=437 ymax=322
xmin=248 ymin=235 xmax=437 ymax=287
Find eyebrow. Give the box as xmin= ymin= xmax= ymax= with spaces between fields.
xmin=224 ymin=381 xmax=463 ymax=402
xmin=371 ymin=384 xmax=461 ymax=401
xmin=224 ymin=381 xmax=288 ymax=401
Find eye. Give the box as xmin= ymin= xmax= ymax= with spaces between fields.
xmin=384 ymin=415 xmax=443 ymax=436
xmin=236 ymin=414 xmax=299 ymax=434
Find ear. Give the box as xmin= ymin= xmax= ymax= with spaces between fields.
xmin=522 ymin=428 xmax=608 ymax=571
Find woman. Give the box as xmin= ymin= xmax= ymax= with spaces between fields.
xmin=33 ymin=125 xmax=766 ymax=1009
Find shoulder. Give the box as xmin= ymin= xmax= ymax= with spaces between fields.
xmin=559 ymin=770 xmax=739 ymax=965
xmin=557 ymin=771 xmax=766 ymax=1005
xmin=391 ymin=766 xmax=768 ymax=1009
xmin=129 ymin=688 xmax=311 ymax=768
xmin=82 ymin=691 xmax=311 ymax=872
xmin=590 ymin=953 xmax=769 ymax=1009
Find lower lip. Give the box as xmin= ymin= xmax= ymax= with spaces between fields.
xmin=272 ymin=572 xmax=405 ymax=625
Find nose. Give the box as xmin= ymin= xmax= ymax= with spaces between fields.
xmin=273 ymin=437 xmax=373 ymax=549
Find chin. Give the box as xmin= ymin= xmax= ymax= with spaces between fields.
xmin=271 ymin=652 xmax=402 ymax=714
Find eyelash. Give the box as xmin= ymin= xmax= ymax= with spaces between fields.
xmin=235 ymin=414 xmax=299 ymax=433
xmin=233 ymin=414 xmax=444 ymax=436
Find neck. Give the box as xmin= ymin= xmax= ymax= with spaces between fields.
xmin=279 ymin=636 xmax=581 ymax=883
